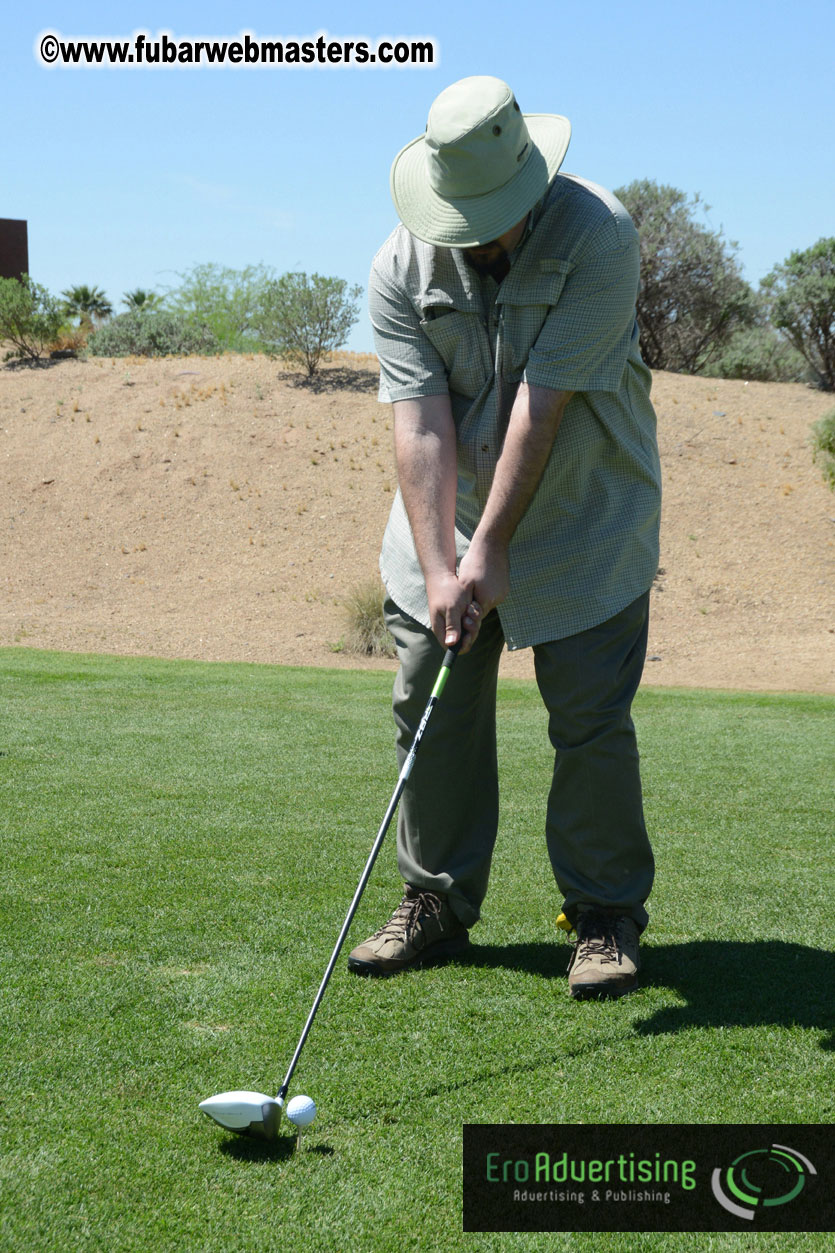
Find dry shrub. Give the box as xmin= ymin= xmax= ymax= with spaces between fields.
xmin=342 ymin=579 xmax=396 ymax=658
xmin=49 ymin=324 xmax=90 ymax=354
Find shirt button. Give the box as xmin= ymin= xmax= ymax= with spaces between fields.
xmin=482 ymin=444 xmax=489 ymax=451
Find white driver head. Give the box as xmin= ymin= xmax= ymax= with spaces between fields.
xmin=198 ymin=1090 xmax=284 ymax=1140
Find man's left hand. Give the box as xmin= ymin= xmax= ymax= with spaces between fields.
xmin=457 ymin=535 xmax=510 ymax=618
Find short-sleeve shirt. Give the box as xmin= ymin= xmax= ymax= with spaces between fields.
xmin=369 ymin=173 xmax=662 ymax=649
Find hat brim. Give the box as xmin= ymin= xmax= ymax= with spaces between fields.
xmin=390 ymin=113 xmax=571 ymax=248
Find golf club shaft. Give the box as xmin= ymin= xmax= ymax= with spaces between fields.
xmin=277 ymin=640 xmax=461 ymax=1101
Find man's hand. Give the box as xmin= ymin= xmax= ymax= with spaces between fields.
xmin=456 ymin=535 xmax=510 ymax=618
xmin=428 ymin=532 xmax=510 ymax=656
xmin=426 ymin=569 xmax=483 ymax=653
xmin=391 ymin=386 xmax=572 ymax=656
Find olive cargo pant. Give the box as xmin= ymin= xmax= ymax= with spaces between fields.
xmin=384 ymin=591 xmax=654 ymax=932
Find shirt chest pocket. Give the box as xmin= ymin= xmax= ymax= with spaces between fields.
xmin=419 ymin=308 xmax=493 ymax=400
xmin=500 ymin=261 xmax=571 ymax=376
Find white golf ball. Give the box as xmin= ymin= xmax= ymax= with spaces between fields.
xmin=285 ymin=1094 xmax=317 ymax=1128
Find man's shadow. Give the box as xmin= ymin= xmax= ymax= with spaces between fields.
xmin=462 ymin=940 xmax=835 ymax=1050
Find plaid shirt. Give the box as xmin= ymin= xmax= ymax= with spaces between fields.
xmin=369 ymin=174 xmax=662 ymax=648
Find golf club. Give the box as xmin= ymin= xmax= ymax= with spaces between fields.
xmin=199 ymin=638 xmax=462 ymax=1140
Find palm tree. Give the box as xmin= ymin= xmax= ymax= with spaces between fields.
xmin=61 ymin=284 xmax=113 ymax=327
xmin=123 ymin=288 xmax=161 ymax=312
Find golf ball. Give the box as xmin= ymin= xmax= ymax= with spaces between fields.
xmin=286 ymin=1094 xmax=317 ymax=1128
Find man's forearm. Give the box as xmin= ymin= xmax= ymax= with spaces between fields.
xmin=392 ymin=393 xmax=485 ymax=649
xmin=457 ymin=384 xmax=572 ymax=614
xmin=390 ymin=385 xmax=572 ymax=646
xmin=392 ymin=394 xmax=458 ymax=579
xmin=475 ymin=383 xmax=573 ymax=548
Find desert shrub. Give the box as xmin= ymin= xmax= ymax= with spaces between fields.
xmin=50 ymin=322 xmax=91 ymax=355
xmin=163 ymin=263 xmax=274 ymax=352
xmin=342 ymin=579 xmax=397 ymax=658
xmin=86 ymin=310 xmax=219 ymax=357
xmin=0 ymin=275 xmax=64 ymax=362
xmin=700 ymin=324 xmax=809 ymax=383
xmin=615 ymin=180 xmax=757 ymax=373
xmin=255 ymin=272 xmax=363 ymax=377
xmin=762 ymin=238 xmax=835 ymax=391
xmin=811 ymin=410 xmax=835 ymax=489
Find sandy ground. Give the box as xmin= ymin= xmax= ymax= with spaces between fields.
xmin=2 ymin=351 xmax=834 ymax=693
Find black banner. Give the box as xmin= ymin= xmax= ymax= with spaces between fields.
xmin=463 ymin=1124 xmax=834 ymax=1232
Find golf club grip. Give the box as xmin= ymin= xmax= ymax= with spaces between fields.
xmin=443 ymin=638 xmax=462 ymax=665
xmin=277 ymin=643 xmax=460 ymax=1101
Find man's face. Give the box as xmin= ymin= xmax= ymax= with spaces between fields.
xmin=462 ymin=216 xmax=529 ymax=277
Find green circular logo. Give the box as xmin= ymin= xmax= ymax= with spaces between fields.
xmin=711 ymin=1143 xmax=816 ymax=1221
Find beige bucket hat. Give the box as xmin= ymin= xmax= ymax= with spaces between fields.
xmin=390 ymin=76 xmax=571 ymax=248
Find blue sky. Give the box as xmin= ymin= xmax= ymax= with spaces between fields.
xmin=3 ymin=0 xmax=833 ymax=351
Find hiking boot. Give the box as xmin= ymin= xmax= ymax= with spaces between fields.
xmin=347 ymin=886 xmax=469 ymax=976
xmin=566 ymin=907 xmax=640 ymax=999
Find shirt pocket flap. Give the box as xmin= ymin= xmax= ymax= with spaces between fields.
xmin=501 ymin=258 xmax=572 ymax=307
xmin=498 ymin=260 xmax=573 ymax=375
xmin=419 ymin=309 xmax=493 ymax=399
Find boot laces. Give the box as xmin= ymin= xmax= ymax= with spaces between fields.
xmin=571 ymin=910 xmax=624 ymax=969
xmin=371 ymin=890 xmax=443 ymax=943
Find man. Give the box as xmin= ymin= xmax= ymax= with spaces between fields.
xmin=347 ymin=76 xmax=661 ymax=998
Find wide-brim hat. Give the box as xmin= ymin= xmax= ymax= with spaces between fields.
xmin=390 ymin=76 xmax=571 ymax=248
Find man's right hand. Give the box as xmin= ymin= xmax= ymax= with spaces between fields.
xmin=426 ymin=570 xmax=483 ymax=654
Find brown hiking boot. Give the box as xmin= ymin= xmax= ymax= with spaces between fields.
xmin=566 ymin=907 xmax=640 ymax=999
xmin=347 ymin=886 xmax=469 ymax=976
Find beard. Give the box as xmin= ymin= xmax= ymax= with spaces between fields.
xmin=462 ymin=244 xmax=510 ymax=281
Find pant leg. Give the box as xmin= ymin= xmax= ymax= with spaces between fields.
xmin=383 ymin=598 xmax=506 ymax=928
xmin=532 ymin=592 xmax=654 ymax=932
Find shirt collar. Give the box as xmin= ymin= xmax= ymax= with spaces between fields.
xmin=507 ymin=195 xmax=545 ymax=269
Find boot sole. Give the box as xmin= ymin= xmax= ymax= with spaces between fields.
xmin=569 ymin=976 xmax=638 ymax=1000
xmin=347 ymin=934 xmax=470 ymax=977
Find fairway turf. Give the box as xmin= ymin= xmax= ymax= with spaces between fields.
xmin=0 ymin=648 xmax=832 ymax=1251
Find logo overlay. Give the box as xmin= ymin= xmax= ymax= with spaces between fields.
xmin=463 ymin=1125 xmax=832 ymax=1232
xmin=711 ymin=1143 xmax=816 ymax=1219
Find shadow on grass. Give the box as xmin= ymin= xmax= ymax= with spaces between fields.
xmin=217 ymin=1134 xmax=335 ymax=1162
xmin=464 ymin=941 xmax=567 ymax=980
xmin=464 ymin=940 xmax=834 ymax=1049
xmin=638 ymin=940 xmax=834 ymax=1049
xmin=218 ymin=1134 xmax=296 ymax=1162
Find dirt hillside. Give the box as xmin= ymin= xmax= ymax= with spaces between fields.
xmin=2 ymin=351 xmax=833 ymax=693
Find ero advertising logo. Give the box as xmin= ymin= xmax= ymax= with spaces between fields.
xmin=711 ymin=1142 xmax=817 ymax=1221
xmin=463 ymin=1124 xmax=833 ymax=1233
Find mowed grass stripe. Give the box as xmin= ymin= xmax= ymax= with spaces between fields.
xmin=1 ymin=648 xmax=832 ymax=1252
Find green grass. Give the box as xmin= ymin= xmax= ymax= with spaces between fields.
xmin=0 ymin=648 xmax=832 ymax=1251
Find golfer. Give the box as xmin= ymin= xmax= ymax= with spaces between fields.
xmin=348 ymin=76 xmax=662 ymax=998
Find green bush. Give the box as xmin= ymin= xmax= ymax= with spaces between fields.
xmin=699 ymin=324 xmax=809 ymax=383
xmin=762 ymin=238 xmax=835 ymax=391
xmin=163 ymin=263 xmax=274 ymax=352
xmin=256 ymin=272 xmax=363 ymax=376
xmin=0 ymin=274 xmax=64 ymax=362
xmin=86 ymin=310 xmax=219 ymax=357
xmin=811 ymin=410 xmax=835 ymax=489
xmin=614 ymin=180 xmax=757 ymax=373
